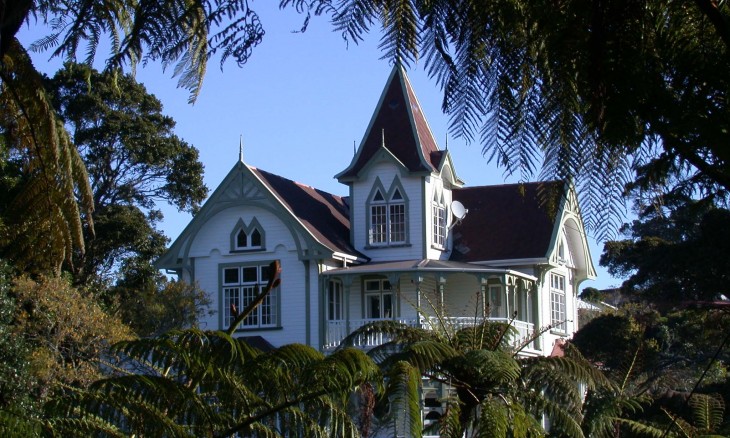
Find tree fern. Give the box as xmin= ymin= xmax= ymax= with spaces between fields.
xmin=0 ymin=39 xmax=94 ymax=274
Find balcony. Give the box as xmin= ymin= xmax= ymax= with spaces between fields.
xmin=324 ymin=317 xmax=537 ymax=352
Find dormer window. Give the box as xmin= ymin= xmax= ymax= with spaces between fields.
xmin=367 ymin=178 xmax=408 ymax=246
xmin=230 ymin=218 xmax=265 ymax=252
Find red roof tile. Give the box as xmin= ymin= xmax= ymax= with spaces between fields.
xmin=450 ymin=181 xmax=564 ymax=262
xmin=338 ymin=65 xmax=441 ymax=180
xmin=251 ymin=167 xmax=364 ymax=258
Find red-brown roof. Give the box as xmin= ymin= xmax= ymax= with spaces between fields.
xmin=251 ymin=167 xmax=364 ymax=259
xmin=337 ymin=65 xmax=441 ymax=180
xmin=450 ymin=181 xmax=564 ymax=262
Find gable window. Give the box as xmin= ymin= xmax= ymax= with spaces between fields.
xmin=550 ymin=273 xmax=566 ymax=332
xmin=364 ymin=279 xmax=393 ymax=319
xmin=368 ymin=179 xmax=408 ymax=246
xmin=230 ymin=218 xmax=265 ymax=252
xmin=432 ymin=192 xmax=446 ymax=248
xmin=222 ymin=262 xmax=279 ymax=330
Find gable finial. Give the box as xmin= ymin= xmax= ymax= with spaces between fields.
xmin=381 ymin=128 xmax=385 ymax=148
xmin=353 ymin=140 xmax=356 ymax=156
xmin=239 ymin=135 xmax=244 ymax=162
xmin=445 ymin=134 xmax=448 ymax=151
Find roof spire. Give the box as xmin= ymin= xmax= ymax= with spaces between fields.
xmin=239 ymin=135 xmax=244 ymax=162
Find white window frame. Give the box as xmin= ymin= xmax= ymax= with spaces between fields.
xmin=230 ymin=218 xmax=265 ymax=252
xmin=364 ymin=279 xmax=394 ymax=319
xmin=367 ymin=179 xmax=408 ymax=246
xmin=221 ymin=262 xmax=279 ymax=330
xmin=432 ymin=191 xmax=447 ymax=248
xmin=327 ymin=280 xmax=343 ymax=321
xmin=550 ymin=273 xmax=566 ymax=332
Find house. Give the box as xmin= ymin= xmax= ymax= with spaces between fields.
xmin=157 ymin=64 xmax=596 ymax=359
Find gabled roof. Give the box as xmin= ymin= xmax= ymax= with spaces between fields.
xmin=450 ymin=181 xmax=564 ymax=263
xmin=336 ymin=64 xmax=442 ymax=181
xmin=157 ymin=161 xmax=365 ymax=271
xmin=250 ymin=167 xmax=364 ymax=259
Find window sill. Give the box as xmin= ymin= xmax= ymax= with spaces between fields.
xmin=430 ymin=244 xmax=447 ymax=251
xmin=232 ymin=326 xmax=283 ymax=333
xmin=364 ymin=243 xmax=411 ymax=249
xmin=230 ymin=247 xmax=266 ymax=253
xmin=550 ymin=328 xmax=568 ymax=336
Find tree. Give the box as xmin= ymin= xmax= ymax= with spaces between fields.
xmin=45 ymin=62 xmax=207 ymax=286
xmin=10 ymin=275 xmax=134 ymax=397
xmin=0 ymin=40 xmax=94 ymax=274
xmin=341 ymin=318 xmax=609 ymax=437
xmin=601 ymin=194 xmax=730 ymax=304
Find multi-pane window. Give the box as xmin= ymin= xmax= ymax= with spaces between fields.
xmin=327 ymin=280 xmax=343 ymax=321
xmin=550 ymin=273 xmax=566 ymax=332
xmin=222 ymin=263 xmax=278 ymax=330
xmin=432 ymin=200 xmax=446 ymax=247
xmin=364 ymin=279 xmax=393 ymax=319
xmin=369 ymin=188 xmax=406 ymax=245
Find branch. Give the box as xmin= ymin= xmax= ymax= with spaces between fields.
xmin=225 ymin=260 xmax=281 ymax=335
xmin=693 ymin=0 xmax=730 ymax=50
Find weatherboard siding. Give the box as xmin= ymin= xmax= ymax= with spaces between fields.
xmin=351 ymin=162 xmax=425 ymax=260
xmin=184 ymin=204 xmax=321 ymax=347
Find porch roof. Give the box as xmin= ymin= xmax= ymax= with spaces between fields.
xmin=321 ymin=259 xmax=536 ymax=281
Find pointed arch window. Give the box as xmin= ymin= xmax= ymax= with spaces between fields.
xmin=367 ymin=179 xmax=408 ymax=246
xmin=230 ymin=218 xmax=266 ymax=252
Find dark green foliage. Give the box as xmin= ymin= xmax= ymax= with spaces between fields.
xmin=0 ymin=262 xmax=34 ymax=412
xmin=46 ymin=62 xmax=207 ymax=287
xmin=44 ymin=330 xmax=381 ymax=437
xmin=344 ymin=318 xmax=609 ymax=437
xmin=601 ymin=195 xmax=730 ymax=304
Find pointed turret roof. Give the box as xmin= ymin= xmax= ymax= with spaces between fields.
xmin=336 ymin=64 xmax=443 ymax=181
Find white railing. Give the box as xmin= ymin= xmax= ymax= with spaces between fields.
xmin=325 ymin=317 xmax=536 ymax=351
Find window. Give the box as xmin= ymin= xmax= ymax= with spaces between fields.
xmin=327 ymin=280 xmax=343 ymax=321
xmin=368 ymin=180 xmax=408 ymax=246
xmin=550 ymin=273 xmax=566 ymax=332
xmin=222 ymin=263 xmax=278 ymax=330
xmin=432 ymin=192 xmax=446 ymax=248
xmin=230 ymin=218 xmax=265 ymax=252
xmin=488 ymin=285 xmax=502 ymax=318
xmin=364 ymin=279 xmax=393 ymax=319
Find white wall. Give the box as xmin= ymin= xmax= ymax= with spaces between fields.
xmin=186 ymin=204 xmax=321 ymax=348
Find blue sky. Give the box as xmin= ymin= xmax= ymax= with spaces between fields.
xmin=19 ymin=3 xmax=622 ymax=290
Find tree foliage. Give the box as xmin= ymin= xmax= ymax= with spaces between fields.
xmin=602 ymin=194 xmax=730 ymax=304
xmin=0 ymin=40 xmax=94 ymax=274
xmin=44 ymin=62 xmax=207 ymax=285
xmin=341 ymin=318 xmax=610 ymax=437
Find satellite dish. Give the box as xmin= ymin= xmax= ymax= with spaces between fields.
xmin=451 ymin=200 xmax=468 ymax=220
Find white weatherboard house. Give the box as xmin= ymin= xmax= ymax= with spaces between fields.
xmin=158 ymin=63 xmax=596 ymax=378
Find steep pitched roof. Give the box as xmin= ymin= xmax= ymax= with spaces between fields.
xmin=449 ymin=181 xmax=564 ymax=263
xmin=337 ymin=64 xmax=442 ymax=180
xmin=251 ymin=167 xmax=364 ymax=259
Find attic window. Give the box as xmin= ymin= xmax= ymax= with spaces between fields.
xmin=230 ymin=218 xmax=265 ymax=252
xmin=236 ymin=229 xmax=248 ymax=248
